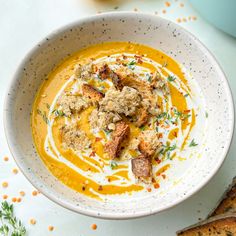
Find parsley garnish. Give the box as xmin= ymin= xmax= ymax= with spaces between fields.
xmin=156 ymin=112 xmax=168 ymax=120
xmin=189 ymin=139 xmax=198 ymax=147
xmin=53 ymin=109 xmax=65 ymax=117
xmin=0 ymin=201 xmax=26 ymax=236
xmin=127 ymin=60 xmax=136 ymax=66
xmin=103 ymin=129 xmax=112 ymax=136
xmin=37 ymin=109 xmax=50 ymax=125
xmin=126 ymin=60 xmax=136 ymax=69
xmin=159 ymin=143 xmax=177 ymax=160
xmin=110 ymin=161 xmax=118 ymax=170
xmin=163 ymin=143 xmax=177 ymax=152
xmin=36 ymin=109 xmax=42 ymax=115
xmin=205 ymin=111 xmax=208 ymax=118
xmin=139 ymin=125 xmax=146 ymax=131
xmin=146 ymin=74 xmax=152 ymax=82
xmin=162 ymin=61 xmax=168 ymax=67
xmin=45 ymin=103 xmax=50 ymax=109
xmin=184 ymin=93 xmax=189 ymax=97
xmin=167 ymin=75 xmax=176 ymax=82
xmin=173 ymin=109 xmax=191 ymax=121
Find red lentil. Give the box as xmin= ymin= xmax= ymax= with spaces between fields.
xmin=48 ymin=226 xmax=54 ymax=231
xmin=2 ymin=182 xmax=8 ymax=188
xmin=91 ymin=224 xmax=97 ymax=230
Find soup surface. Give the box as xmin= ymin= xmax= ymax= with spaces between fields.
xmin=32 ymin=42 xmax=206 ymax=201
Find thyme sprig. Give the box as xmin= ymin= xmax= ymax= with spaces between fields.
xmin=189 ymin=139 xmax=198 ymax=147
xmin=167 ymin=75 xmax=176 ymax=82
xmin=0 ymin=201 xmax=26 ymax=236
xmin=173 ymin=108 xmax=191 ymax=121
xmin=110 ymin=161 xmax=118 ymax=170
xmin=126 ymin=60 xmax=136 ymax=70
xmin=156 ymin=108 xmax=190 ymax=124
xmin=159 ymin=143 xmax=177 ymax=160
xmin=52 ymin=109 xmax=65 ymax=117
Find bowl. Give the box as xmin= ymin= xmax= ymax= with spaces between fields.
xmin=4 ymin=12 xmax=234 ymax=219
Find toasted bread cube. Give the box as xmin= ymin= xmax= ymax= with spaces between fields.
xmin=104 ymin=121 xmax=130 ymax=159
xmin=131 ymin=155 xmax=151 ymax=178
xmin=82 ymin=84 xmax=104 ymax=102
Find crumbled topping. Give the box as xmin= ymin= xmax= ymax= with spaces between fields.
xmin=61 ymin=124 xmax=91 ymax=152
xmin=57 ymin=94 xmax=89 ymax=117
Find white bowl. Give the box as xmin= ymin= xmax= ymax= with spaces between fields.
xmin=4 ymin=12 xmax=234 ymax=219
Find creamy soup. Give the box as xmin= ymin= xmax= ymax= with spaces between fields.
xmin=31 ymin=42 xmax=203 ymax=201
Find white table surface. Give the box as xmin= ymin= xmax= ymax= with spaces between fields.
xmin=0 ymin=0 xmax=235 ymax=235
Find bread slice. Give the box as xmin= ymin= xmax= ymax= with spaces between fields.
xmin=208 ymin=177 xmax=236 ymax=217
xmin=177 ymin=177 xmax=236 ymax=235
xmin=177 ymin=213 xmax=236 ymax=235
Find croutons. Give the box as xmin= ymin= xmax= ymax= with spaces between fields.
xmin=104 ymin=121 xmax=130 ymax=159
xmin=131 ymin=155 xmax=151 ymax=178
xmin=57 ymin=94 xmax=88 ymax=117
xmin=111 ymin=72 xmax=123 ymax=90
xmin=89 ymin=109 xmax=122 ymax=130
xmin=135 ymin=109 xmax=149 ymax=127
xmin=74 ymin=63 xmax=95 ymax=80
xmin=82 ymin=84 xmax=104 ymax=102
xmin=100 ymin=86 xmax=141 ymax=116
xmin=98 ymin=64 xmax=111 ymax=80
xmin=150 ymin=71 xmax=169 ymax=95
xmin=61 ymin=124 xmax=91 ymax=152
xmin=138 ymin=130 xmax=160 ymax=157
xmin=98 ymin=64 xmax=123 ymax=90
xmin=113 ymin=70 xmax=158 ymax=112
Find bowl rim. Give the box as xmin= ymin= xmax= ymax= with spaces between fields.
xmin=3 ymin=11 xmax=235 ymax=219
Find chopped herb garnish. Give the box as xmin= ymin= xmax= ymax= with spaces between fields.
xmin=45 ymin=103 xmax=51 ymax=109
xmin=173 ymin=109 xmax=191 ymax=121
xmin=158 ymin=148 xmax=164 ymax=155
xmin=167 ymin=151 xmax=171 ymax=159
xmin=114 ymin=6 xmax=119 ymax=10
xmin=146 ymin=74 xmax=152 ymax=82
xmin=159 ymin=143 xmax=177 ymax=160
xmin=139 ymin=125 xmax=146 ymax=131
xmin=103 ymin=129 xmax=112 ymax=136
xmin=127 ymin=60 xmax=136 ymax=66
xmin=42 ymin=112 xmax=50 ymax=125
xmin=126 ymin=60 xmax=136 ymax=70
xmin=110 ymin=161 xmax=118 ymax=170
xmin=37 ymin=109 xmax=50 ymax=124
xmin=205 ymin=111 xmax=208 ymax=118
xmin=167 ymin=75 xmax=176 ymax=82
xmin=163 ymin=143 xmax=177 ymax=152
xmin=0 ymin=201 xmax=26 ymax=236
xmin=189 ymin=139 xmax=198 ymax=147
xmin=156 ymin=112 xmax=168 ymax=120
xmin=36 ymin=109 xmax=42 ymax=115
xmin=53 ymin=109 xmax=65 ymax=117
xmin=162 ymin=61 xmax=168 ymax=67
xmin=157 ymin=108 xmax=190 ymax=124
xmin=166 ymin=113 xmax=172 ymax=121
xmin=184 ymin=93 xmax=189 ymax=97
xmin=155 ymin=127 xmax=158 ymax=132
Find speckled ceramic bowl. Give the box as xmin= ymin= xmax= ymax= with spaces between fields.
xmin=4 ymin=12 xmax=234 ymax=219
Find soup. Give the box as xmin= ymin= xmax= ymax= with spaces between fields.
xmin=31 ymin=42 xmax=202 ymax=201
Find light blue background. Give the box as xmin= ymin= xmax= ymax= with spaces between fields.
xmin=0 ymin=0 xmax=235 ymax=235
